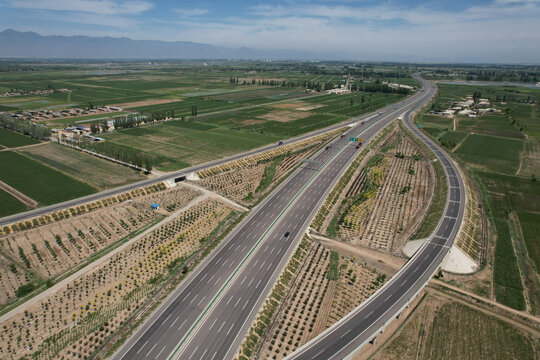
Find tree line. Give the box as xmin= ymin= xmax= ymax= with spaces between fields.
xmin=0 ymin=113 xmax=51 ymax=139
xmin=91 ymin=111 xmax=177 ymax=133
xmin=76 ymin=140 xmax=153 ymax=172
xmin=228 ymin=76 xmax=410 ymax=95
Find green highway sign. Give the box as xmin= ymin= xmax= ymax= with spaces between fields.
xmin=349 ymin=137 xmax=359 ymax=142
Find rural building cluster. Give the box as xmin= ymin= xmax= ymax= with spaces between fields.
xmin=51 ymin=126 xmax=105 ymax=142
xmin=5 ymin=105 xmax=123 ymax=123
xmin=0 ymin=88 xmax=69 ymax=97
xmin=430 ymin=95 xmax=502 ymax=118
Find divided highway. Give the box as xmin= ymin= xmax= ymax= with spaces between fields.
xmin=287 ymin=77 xmax=465 ymax=359
xmin=112 ymin=76 xmax=439 ymax=360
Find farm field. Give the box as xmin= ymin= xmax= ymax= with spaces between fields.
xmin=0 ymin=189 xmax=28 ymax=217
xmin=0 ymin=185 xmax=242 ymax=360
xmin=457 ymin=114 xmax=524 ymax=139
xmin=0 ymin=151 xmax=95 ymax=205
xmin=419 ymin=114 xmax=453 ymax=136
xmin=520 ymin=142 xmax=540 ymax=177
xmin=1 ymin=62 xmax=411 ymax=178
xmin=438 ymin=131 xmax=468 ymax=150
xmin=102 ymin=120 xmax=282 ymax=171
xmin=455 ymin=134 xmax=522 ymax=174
xmin=476 ymin=170 xmax=540 ymax=310
xmin=19 ymin=143 xmax=147 ymax=190
xmin=517 ymin=211 xmax=540 ymax=270
xmin=373 ymin=293 xmax=537 ymax=360
xmin=0 ymin=184 xmax=200 ymax=306
xmin=102 ymin=90 xmax=405 ymax=171
xmin=0 ymin=63 xmax=363 ymax=113
xmin=0 ymin=128 xmax=40 ymax=148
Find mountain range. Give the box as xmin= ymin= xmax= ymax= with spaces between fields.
xmin=0 ymin=29 xmax=316 ymax=60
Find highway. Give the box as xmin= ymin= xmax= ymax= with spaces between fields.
xmin=286 ymin=77 xmax=465 ymax=360
xmin=111 ymin=75 xmax=438 ymax=360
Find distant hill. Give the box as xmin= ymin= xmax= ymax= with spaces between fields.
xmin=0 ymin=29 xmax=315 ymax=60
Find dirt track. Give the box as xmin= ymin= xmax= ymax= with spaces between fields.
xmin=0 ymin=180 xmax=37 ymax=207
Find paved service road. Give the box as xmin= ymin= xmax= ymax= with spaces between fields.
xmin=286 ymin=76 xmax=465 ymax=360
xmin=111 ymin=75 xmax=438 ymax=360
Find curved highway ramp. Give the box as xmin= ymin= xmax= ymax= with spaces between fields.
xmin=111 ymin=76 xmax=444 ymax=360
xmin=286 ymin=78 xmax=465 ymax=360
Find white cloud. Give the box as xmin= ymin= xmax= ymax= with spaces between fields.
xmin=164 ymin=1 xmax=540 ymax=62
xmin=5 ymin=0 xmax=153 ymax=15
xmin=174 ymin=8 xmax=209 ymax=17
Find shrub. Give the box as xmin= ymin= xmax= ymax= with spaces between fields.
xmin=16 ymin=283 xmax=36 ymax=298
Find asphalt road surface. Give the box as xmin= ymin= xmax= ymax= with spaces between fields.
xmin=286 ymin=78 xmax=465 ymax=360
xmin=111 ymin=75 xmax=438 ymax=360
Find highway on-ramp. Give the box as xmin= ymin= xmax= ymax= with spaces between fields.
xmin=111 ymin=76 xmax=438 ymax=360
xmin=286 ymin=77 xmax=465 ymax=360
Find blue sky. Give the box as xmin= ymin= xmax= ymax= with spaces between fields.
xmin=1 ymin=0 xmax=539 ymax=62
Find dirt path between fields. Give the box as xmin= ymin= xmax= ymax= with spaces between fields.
xmin=0 ymin=142 xmax=44 ymax=152
xmin=0 ymin=180 xmax=37 ymax=207
xmin=516 ymin=139 xmax=526 ymax=175
xmin=113 ymin=99 xmax=181 ymax=108
xmin=429 ymin=286 xmax=540 ymax=336
xmin=429 ymin=279 xmax=540 ymax=327
xmin=310 ymin=234 xmax=406 ymax=275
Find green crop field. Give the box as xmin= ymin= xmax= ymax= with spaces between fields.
xmin=476 ymin=170 xmax=540 ymax=309
xmin=457 ymin=114 xmax=524 ymax=139
xmin=478 ymin=171 xmax=540 ymax=218
xmin=0 ymin=128 xmax=39 ymax=148
xmin=20 ymin=143 xmax=146 ymax=190
xmin=505 ymin=103 xmax=540 ymax=141
xmin=245 ymin=114 xmax=347 ymax=137
xmin=102 ymin=120 xmax=282 ymax=171
xmin=0 ymin=189 xmax=28 ymax=217
xmin=304 ymin=92 xmax=404 ymax=117
xmin=517 ymin=211 xmax=540 ymax=271
xmin=0 ymin=151 xmax=94 ymax=205
xmin=455 ymin=134 xmax=522 ymax=174
xmin=102 ymin=90 xmax=406 ymax=171
xmin=129 ymin=98 xmax=241 ymax=115
xmin=419 ymin=114 xmax=453 ymax=129
xmin=423 ymin=302 xmax=535 ymax=359
xmin=439 ymin=131 xmax=468 ymax=150
xmin=492 ymin=218 xmax=526 ymax=310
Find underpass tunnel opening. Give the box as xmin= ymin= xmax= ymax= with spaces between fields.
xmin=174 ymin=175 xmax=186 ymax=183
